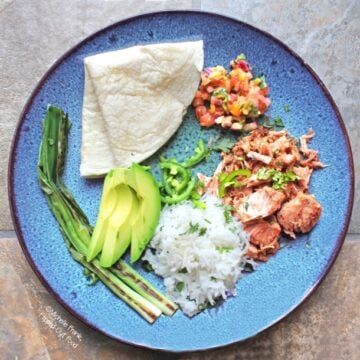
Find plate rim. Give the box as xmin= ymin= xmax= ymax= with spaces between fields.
xmin=7 ymin=9 xmax=355 ymax=353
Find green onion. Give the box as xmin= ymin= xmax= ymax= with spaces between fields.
xmin=38 ymin=105 xmax=176 ymax=323
xmin=111 ymin=261 xmax=177 ymax=316
xmin=70 ymin=248 xmax=161 ymax=323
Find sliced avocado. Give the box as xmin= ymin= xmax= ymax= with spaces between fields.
xmin=127 ymin=163 xmax=161 ymax=263
xmin=88 ymin=164 xmax=160 ymax=265
xmin=100 ymin=189 xmax=140 ymax=267
xmin=87 ymin=169 xmax=133 ymax=261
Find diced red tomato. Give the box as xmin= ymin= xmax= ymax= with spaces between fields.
xmin=192 ymin=97 xmax=204 ymax=107
xmin=258 ymin=96 xmax=271 ymax=112
xmin=210 ymin=97 xmax=223 ymax=106
xmin=259 ymin=87 xmax=269 ymax=96
xmin=225 ymin=78 xmax=231 ymax=93
xmin=208 ymin=79 xmax=225 ymax=87
xmin=235 ymin=60 xmax=250 ymax=72
xmin=199 ymin=113 xmax=216 ymax=127
xmin=195 ymin=106 xmax=207 ymax=120
xmin=193 ymin=54 xmax=270 ymax=130
xmin=214 ymin=108 xmax=225 ymax=117
xmin=230 ymin=93 xmax=238 ymax=102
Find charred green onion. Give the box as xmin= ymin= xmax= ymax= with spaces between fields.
xmin=111 ymin=261 xmax=177 ymax=316
xmin=38 ymin=105 xmax=177 ymax=323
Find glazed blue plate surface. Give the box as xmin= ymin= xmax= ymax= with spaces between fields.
xmin=9 ymin=11 xmax=354 ymax=352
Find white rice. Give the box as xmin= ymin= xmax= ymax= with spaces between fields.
xmin=143 ymin=195 xmax=250 ymax=317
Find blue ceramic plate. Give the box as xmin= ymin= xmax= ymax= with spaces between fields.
xmin=9 ymin=11 xmax=354 ymax=352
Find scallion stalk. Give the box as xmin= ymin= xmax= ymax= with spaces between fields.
xmin=112 ymin=261 xmax=178 ymax=316
xmin=69 ymin=248 xmax=161 ymax=323
xmin=37 ymin=105 xmax=176 ymax=323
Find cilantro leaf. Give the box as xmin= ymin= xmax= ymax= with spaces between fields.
xmin=260 ymin=115 xmax=285 ymax=129
xmin=180 ymin=222 xmax=204 ymax=236
xmin=212 ymin=138 xmax=237 ymax=153
xmin=188 ymin=222 xmax=200 ymax=234
xmin=199 ymin=227 xmax=207 ymax=236
xmin=176 ymin=282 xmax=185 ymax=292
xmin=216 ymin=245 xmax=234 ymax=253
xmin=284 ymin=104 xmax=290 ymax=112
xmin=262 ymin=117 xmax=274 ymax=129
xmin=223 ymin=205 xmax=234 ymax=224
xmin=141 ymin=260 xmax=154 ymax=272
xmin=257 ymin=167 xmax=271 ymax=180
xmin=274 ymin=117 xmax=284 ymax=128
xmin=256 ymin=167 xmax=300 ymax=189
xmin=236 ymin=53 xmax=246 ymax=61
xmin=258 ymin=75 xmax=268 ymax=89
xmin=243 ymin=263 xmax=254 ymax=273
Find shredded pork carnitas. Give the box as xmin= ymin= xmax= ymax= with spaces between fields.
xmin=202 ymin=127 xmax=324 ymax=261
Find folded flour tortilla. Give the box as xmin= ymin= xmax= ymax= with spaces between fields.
xmin=80 ymin=41 xmax=204 ymax=177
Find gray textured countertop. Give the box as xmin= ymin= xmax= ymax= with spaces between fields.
xmin=1 ymin=1 xmax=359 ymax=359
xmin=1 ymin=0 xmax=359 ymax=232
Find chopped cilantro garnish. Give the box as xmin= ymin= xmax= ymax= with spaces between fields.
xmin=204 ymin=218 xmax=212 ymax=224
xmin=284 ymin=104 xmax=290 ymax=112
xmin=262 ymin=116 xmax=274 ymax=129
xmin=260 ymin=115 xmax=285 ymax=129
xmin=212 ymin=87 xmax=229 ymax=100
xmin=250 ymin=105 xmax=259 ymax=115
xmin=216 ymin=245 xmax=234 ymax=253
xmin=187 ymin=222 xmax=199 ymax=234
xmin=176 ymin=282 xmax=185 ymax=292
xmin=257 ymin=167 xmax=270 ymax=180
xmin=256 ymin=167 xmax=300 ymax=190
xmin=223 ymin=205 xmax=233 ymax=224
xmin=257 ymin=75 xmax=268 ymax=89
xmin=141 ymin=260 xmax=154 ymax=272
xmin=180 ymin=222 xmax=208 ymax=236
xmin=236 ymin=53 xmax=246 ymax=61
xmin=243 ymin=263 xmax=254 ymax=273
xmin=199 ymin=227 xmax=207 ymax=236
xmin=212 ymin=138 xmax=237 ymax=153
xmin=274 ymin=117 xmax=284 ymax=127
xmin=178 ymin=268 xmax=188 ymax=274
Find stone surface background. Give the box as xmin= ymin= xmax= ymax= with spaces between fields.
xmin=1 ymin=238 xmax=359 ymax=359
xmin=1 ymin=0 xmax=359 ymax=232
xmin=1 ymin=0 xmax=359 ymax=359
